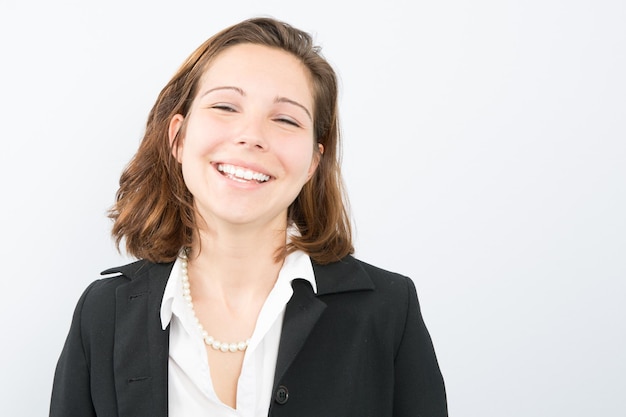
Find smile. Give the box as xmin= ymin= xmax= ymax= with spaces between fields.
xmin=216 ymin=163 xmax=271 ymax=183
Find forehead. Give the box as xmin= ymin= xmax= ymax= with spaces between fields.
xmin=197 ymin=43 xmax=314 ymax=104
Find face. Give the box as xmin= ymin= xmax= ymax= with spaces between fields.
xmin=169 ymin=43 xmax=322 ymax=231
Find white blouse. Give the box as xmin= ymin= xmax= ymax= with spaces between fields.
xmin=159 ymin=249 xmax=317 ymax=417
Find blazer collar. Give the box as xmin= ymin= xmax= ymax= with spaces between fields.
xmin=101 ymin=254 xmax=374 ymax=294
xmin=100 ymin=258 xmax=166 ymax=280
xmin=312 ymin=255 xmax=375 ymax=295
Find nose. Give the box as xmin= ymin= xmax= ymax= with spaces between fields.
xmin=235 ymin=116 xmax=268 ymax=150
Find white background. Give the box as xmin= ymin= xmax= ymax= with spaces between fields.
xmin=1 ymin=0 xmax=624 ymax=416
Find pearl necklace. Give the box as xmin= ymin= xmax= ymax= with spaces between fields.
xmin=179 ymin=252 xmax=251 ymax=353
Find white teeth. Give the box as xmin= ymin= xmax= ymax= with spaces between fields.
xmin=217 ymin=164 xmax=270 ymax=182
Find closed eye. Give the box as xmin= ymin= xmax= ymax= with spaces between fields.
xmin=212 ymin=104 xmax=237 ymax=112
xmin=275 ymin=117 xmax=301 ymax=128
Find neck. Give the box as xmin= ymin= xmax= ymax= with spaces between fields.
xmin=186 ymin=220 xmax=287 ymax=295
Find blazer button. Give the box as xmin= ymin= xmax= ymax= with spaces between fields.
xmin=275 ymin=385 xmax=289 ymax=405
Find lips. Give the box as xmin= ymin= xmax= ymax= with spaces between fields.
xmin=216 ymin=163 xmax=271 ymax=183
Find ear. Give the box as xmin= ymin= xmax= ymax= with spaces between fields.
xmin=306 ymin=143 xmax=324 ymax=180
xmin=168 ymin=114 xmax=185 ymax=163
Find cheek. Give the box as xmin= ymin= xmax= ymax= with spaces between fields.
xmin=285 ymin=142 xmax=317 ymax=178
xmin=179 ymin=137 xmax=215 ymax=186
xmin=180 ymin=127 xmax=222 ymax=161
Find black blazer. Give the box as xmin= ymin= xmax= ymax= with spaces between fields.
xmin=50 ymin=255 xmax=447 ymax=416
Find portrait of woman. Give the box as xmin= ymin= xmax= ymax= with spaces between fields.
xmin=49 ymin=16 xmax=447 ymax=417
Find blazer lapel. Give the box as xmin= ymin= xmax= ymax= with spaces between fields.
xmin=106 ymin=261 xmax=172 ymax=417
xmin=273 ymin=279 xmax=326 ymax=389
xmin=273 ymin=256 xmax=375 ymax=390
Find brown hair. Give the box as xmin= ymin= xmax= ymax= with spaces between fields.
xmin=109 ymin=17 xmax=353 ymax=265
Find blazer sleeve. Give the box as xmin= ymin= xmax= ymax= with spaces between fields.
xmin=393 ymin=277 xmax=448 ymax=417
xmin=49 ymin=281 xmax=98 ymax=417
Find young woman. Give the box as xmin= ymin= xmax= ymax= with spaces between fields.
xmin=50 ymin=17 xmax=447 ymax=417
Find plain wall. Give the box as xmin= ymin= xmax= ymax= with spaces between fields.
xmin=0 ymin=0 xmax=624 ymax=415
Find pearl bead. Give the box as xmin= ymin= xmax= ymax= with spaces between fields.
xmin=180 ymin=251 xmax=250 ymax=354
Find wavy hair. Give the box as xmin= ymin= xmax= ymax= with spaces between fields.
xmin=109 ymin=17 xmax=353 ymax=264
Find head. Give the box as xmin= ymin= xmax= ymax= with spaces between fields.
xmin=110 ymin=17 xmax=353 ymax=264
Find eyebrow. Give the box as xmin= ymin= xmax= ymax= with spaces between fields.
xmin=199 ymin=86 xmax=245 ymax=98
xmin=275 ymin=96 xmax=312 ymax=121
xmin=199 ymin=86 xmax=312 ymax=121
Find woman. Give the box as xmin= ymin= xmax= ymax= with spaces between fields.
xmin=50 ymin=17 xmax=447 ymax=417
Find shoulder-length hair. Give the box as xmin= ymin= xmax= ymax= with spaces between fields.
xmin=109 ymin=17 xmax=353 ymax=265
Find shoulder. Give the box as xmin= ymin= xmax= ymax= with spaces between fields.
xmin=310 ymin=256 xmax=421 ymax=354
xmin=351 ymin=256 xmax=418 ymax=309
xmin=80 ymin=259 xmax=155 ymax=300
xmin=76 ymin=259 xmax=173 ymax=319
xmin=312 ymin=255 xmax=418 ymax=322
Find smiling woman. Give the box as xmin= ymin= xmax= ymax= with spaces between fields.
xmin=169 ymin=44 xmax=322 ymax=233
xmin=49 ymin=17 xmax=447 ymax=417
